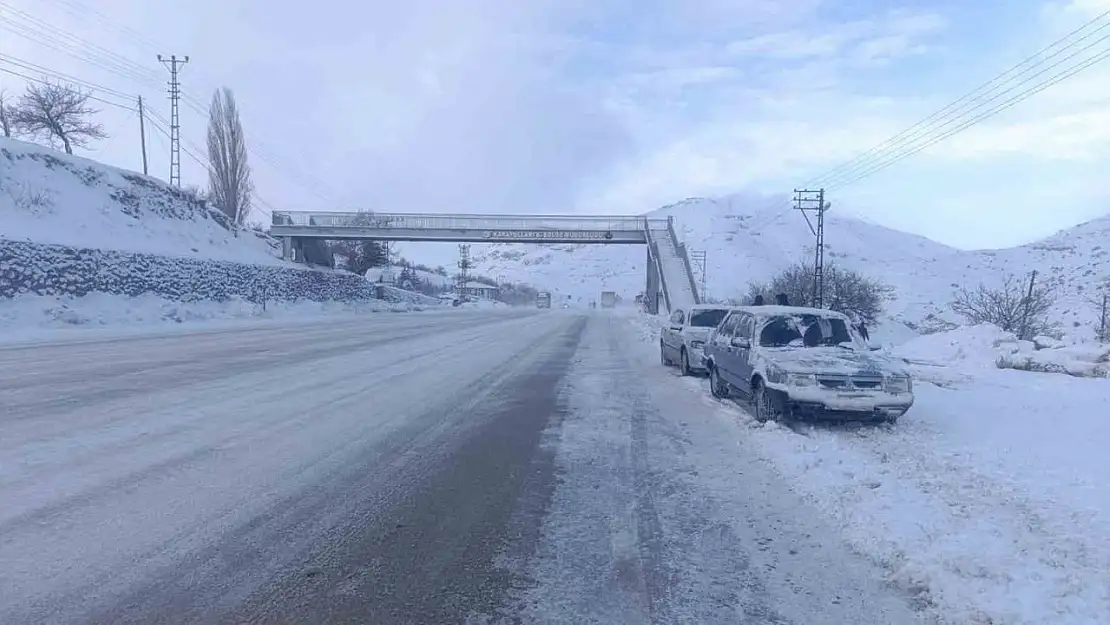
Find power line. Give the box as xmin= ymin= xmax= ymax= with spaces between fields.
xmin=822 ymin=42 xmax=1110 ymax=189
xmin=745 ymin=10 xmax=1110 ymax=235
xmin=829 ymin=44 xmax=1110 ymax=189
xmin=805 ymin=8 xmax=1110 ymax=191
xmin=0 ymin=66 xmax=136 ymax=110
xmin=2 ymin=8 xmax=336 ymax=204
xmin=145 ymin=110 xmax=280 ymax=216
xmin=39 ymin=0 xmax=165 ymax=54
xmin=0 ymin=53 xmax=135 ymax=100
xmin=0 ymin=4 xmax=160 ymax=84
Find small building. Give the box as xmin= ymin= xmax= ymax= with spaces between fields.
xmin=458 ymin=280 xmax=500 ymax=300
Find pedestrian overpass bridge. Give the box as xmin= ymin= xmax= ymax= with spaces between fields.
xmin=270 ymin=210 xmax=701 ymax=314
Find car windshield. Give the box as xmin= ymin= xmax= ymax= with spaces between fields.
xmin=758 ymin=314 xmax=858 ymax=348
xmin=688 ymin=308 xmax=729 ymax=327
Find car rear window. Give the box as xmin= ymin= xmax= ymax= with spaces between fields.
xmin=689 ymin=309 xmax=729 ymax=327
xmin=759 ymin=314 xmax=853 ymax=347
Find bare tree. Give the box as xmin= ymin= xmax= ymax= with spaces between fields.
xmin=206 ymin=87 xmax=252 ymax=227
xmin=745 ymin=262 xmax=893 ymax=324
xmin=950 ymin=273 xmax=1054 ymax=340
xmin=1084 ymin=279 xmax=1110 ymax=342
xmin=0 ymin=89 xmax=13 ymax=138
xmin=9 ymin=81 xmax=106 ymax=153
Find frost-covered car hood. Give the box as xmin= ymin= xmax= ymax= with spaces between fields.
xmin=763 ymin=347 xmax=908 ymax=377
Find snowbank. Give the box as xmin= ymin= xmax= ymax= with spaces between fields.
xmin=736 ymin=369 xmax=1110 ymax=625
xmin=0 ymin=137 xmax=281 ymax=263
xmin=627 ymin=312 xmax=1110 ymax=625
xmin=0 ymin=292 xmax=451 ymax=345
xmin=892 ymin=323 xmax=1025 ymax=369
xmin=894 ymin=324 xmax=1110 ymax=378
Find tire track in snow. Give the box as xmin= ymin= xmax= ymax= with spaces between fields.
xmin=487 ymin=314 xmax=786 ymax=624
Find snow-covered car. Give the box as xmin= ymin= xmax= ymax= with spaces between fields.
xmin=660 ymin=305 xmax=733 ymax=375
xmin=703 ymin=305 xmax=914 ymax=423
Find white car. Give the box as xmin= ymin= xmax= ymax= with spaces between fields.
xmin=659 ymin=305 xmax=734 ymax=375
xmin=703 ymin=305 xmax=914 ymax=423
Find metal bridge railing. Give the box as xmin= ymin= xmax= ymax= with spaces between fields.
xmin=272 ymin=211 xmax=668 ymax=232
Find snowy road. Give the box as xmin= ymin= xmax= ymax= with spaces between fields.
xmin=0 ymin=311 xmax=927 ymax=624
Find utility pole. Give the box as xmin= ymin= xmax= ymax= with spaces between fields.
xmin=382 ymin=241 xmax=393 ymax=283
xmin=1019 ymin=270 xmax=1037 ymax=340
xmin=137 ymin=96 xmax=148 ymax=175
xmin=157 ymin=54 xmax=189 ymax=187
xmin=457 ymin=244 xmax=471 ymax=298
xmin=794 ymin=188 xmax=828 ymax=307
xmin=690 ymin=250 xmax=707 ymax=302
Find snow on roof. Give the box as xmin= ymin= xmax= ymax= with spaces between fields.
xmin=737 ymin=305 xmax=851 ymax=319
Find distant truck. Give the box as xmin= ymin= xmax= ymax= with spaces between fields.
xmin=536 ymin=292 xmax=552 ymax=309
xmin=600 ymin=291 xmax=617 ymax=308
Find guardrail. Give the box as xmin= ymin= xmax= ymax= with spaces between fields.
xmin=272 ymin=210 xmax=669 ymax=232
xmin=667 ymin=217 xmax=702 ymax=305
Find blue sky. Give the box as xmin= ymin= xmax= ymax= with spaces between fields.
xmin=3 ymin=0 xmax=1110 ymax=250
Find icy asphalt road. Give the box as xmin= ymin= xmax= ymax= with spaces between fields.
xmin=0 ymin=310 xmax=927 ymax=624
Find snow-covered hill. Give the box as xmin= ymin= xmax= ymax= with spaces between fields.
xmin=473 ymin=192 xmax=1110 ymax=340
xmin=0 ymin=137 xmax=281 ymax=264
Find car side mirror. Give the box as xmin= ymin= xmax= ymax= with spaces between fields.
xmin=731 ymin=337 xmax=750 ymax=349
xmin=670 ymin=324 xmax=683 ymax=331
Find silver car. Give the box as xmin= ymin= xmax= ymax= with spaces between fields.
xmin=659 ymin=305 xmax=734 ymax=375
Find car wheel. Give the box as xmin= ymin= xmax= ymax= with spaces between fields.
xmin=753 ymin=382 xmax=785 ymax=423
xmin=680 ymin=349 xmax=691 ymax=376
xmin=709 ymin=366 xmax=729 ymax=399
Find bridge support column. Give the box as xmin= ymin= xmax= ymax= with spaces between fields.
xmin=645 ymin=246 xmax=661 ymax=315
xmin=282 ymin=237 xmax=294 ymax=261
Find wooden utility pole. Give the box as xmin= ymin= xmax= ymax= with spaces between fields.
xmin=137 ymin=96 xmax=148 ymax=175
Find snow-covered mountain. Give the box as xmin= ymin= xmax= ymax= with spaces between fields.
xmin=473 ymin=192 xmax=1110 ymax=340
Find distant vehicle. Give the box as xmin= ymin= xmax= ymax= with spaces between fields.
xmin=536 ymin=292 xmax=552 ymax=309
xmin=600 ymin=291 xmax=617 ymax=308
xmin=702 ymin=306 xmax=914 ymax=423
xmin=660 ymin=305 xmax=732 ymax=375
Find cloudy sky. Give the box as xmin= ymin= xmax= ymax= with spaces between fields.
xmin=2 ymin=0 xmax=1109 ymax=250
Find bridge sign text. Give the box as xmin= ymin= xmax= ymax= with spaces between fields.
xmin=483 ymin=230 xmax=614 ymax=240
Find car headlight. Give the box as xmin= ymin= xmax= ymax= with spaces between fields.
xmin=689 ymin=340 xmax=704 ymax=349
xmin=885 ymin=375 xmax=912 ymax=393
xmin=786 ymin=373 xmax=817 ymax=387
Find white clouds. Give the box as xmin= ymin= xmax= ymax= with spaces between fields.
xmin=2 ymin=0 xmax=1109 ymax=248
xmin=723 ymin=11 xmax=946 ymax=63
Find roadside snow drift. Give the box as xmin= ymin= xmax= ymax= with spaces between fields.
xmin=0 ymin=137 xmax=279 ymax=263
xmin=895 ymin=323 xmax=1110 ymax=378
xmin=629 ymin=312 xmax=1110 ymax=625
